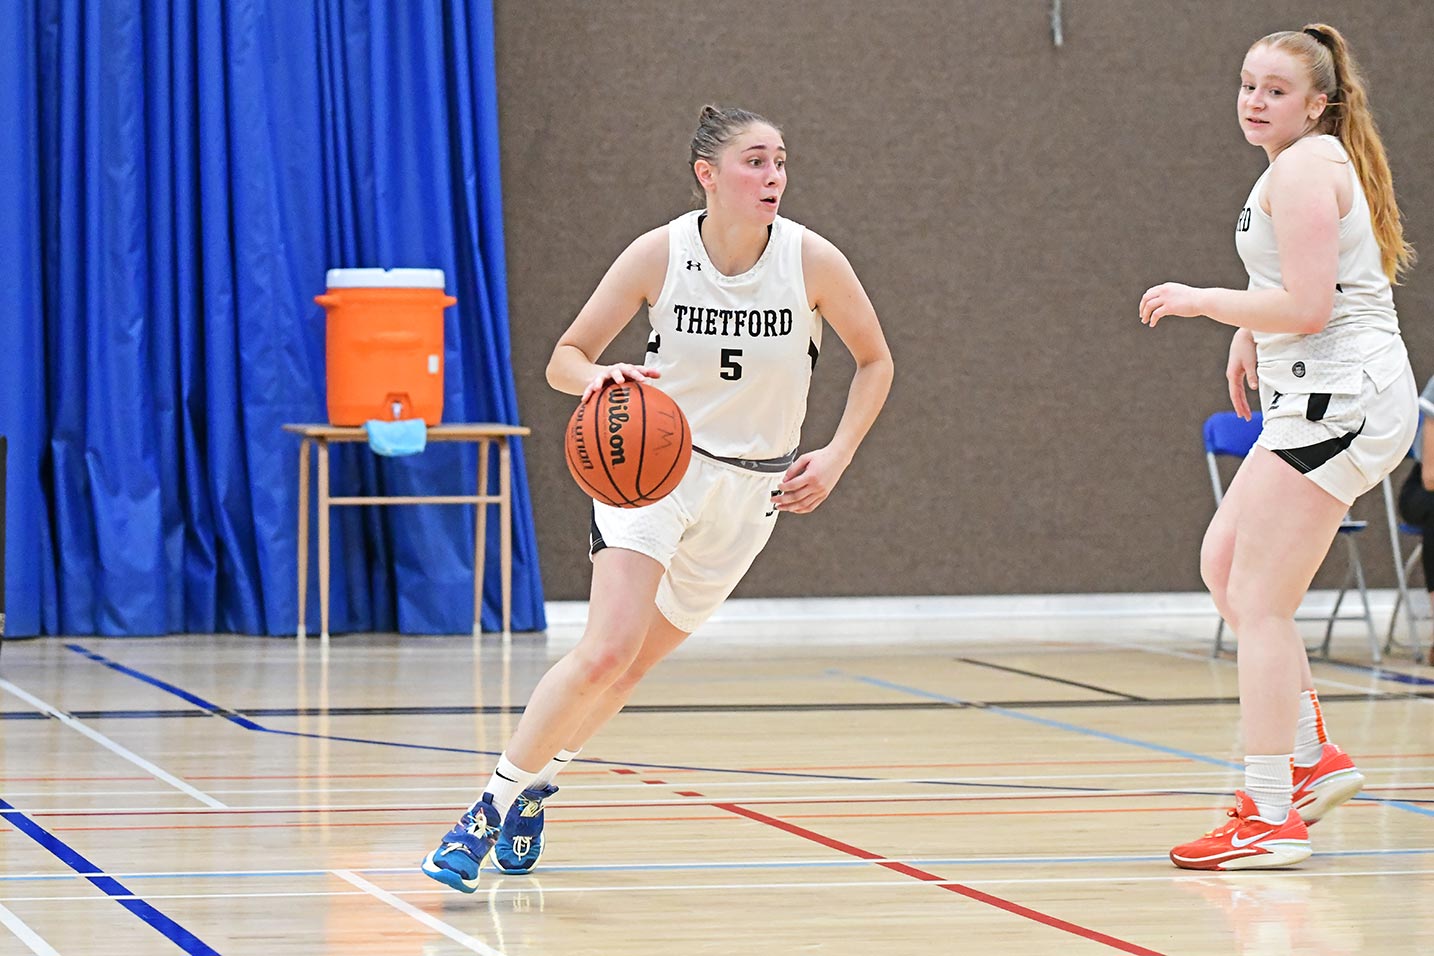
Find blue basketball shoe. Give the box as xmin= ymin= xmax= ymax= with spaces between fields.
xmin=491 ymin=784 xmax=558 ymax=875
xmin=421 ymin=794 xmax=501 ymax=893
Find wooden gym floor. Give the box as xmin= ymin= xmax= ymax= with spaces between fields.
xmin=1 ymin=612 xmax=1432 ymax=955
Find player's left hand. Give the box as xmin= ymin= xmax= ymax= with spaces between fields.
xmin=772 ymin=447 xmax=850 ymax=514
xmin=1139 ymin=282 xmax=1203 ymax=327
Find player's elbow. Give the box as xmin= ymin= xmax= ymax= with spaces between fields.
xmin=546 ymin=342 xmax=582 ymax=392
xmin=1288 ymin=290 xmax=1334 ymax=335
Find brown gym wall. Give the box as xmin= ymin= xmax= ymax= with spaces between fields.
xmin=493 ymin=1 xmax=1434 ymax=603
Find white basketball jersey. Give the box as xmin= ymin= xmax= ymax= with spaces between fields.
xmin=1235 ymin=134 xmax=1405 ymax=390
xmin=643 ymin=210 xmax=822 ymax=460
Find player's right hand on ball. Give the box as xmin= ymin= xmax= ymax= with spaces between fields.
xmin=581 ymin=364 xmax=660 ymax=403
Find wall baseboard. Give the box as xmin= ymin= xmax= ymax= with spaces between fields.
xmin=541 ymin=589 xmax=1417 ymax=646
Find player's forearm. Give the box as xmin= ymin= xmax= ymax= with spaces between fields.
xmin=825 ymin=355 xmax=893 ymax=462
xmin=1197 ymin=287 xmax=1330 ymax=335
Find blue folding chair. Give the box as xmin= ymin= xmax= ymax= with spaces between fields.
xmin=1203 ymin=411 xmax=1378 ymax=660
xmin=1380 ymin=457 xmax=1427 ymax=661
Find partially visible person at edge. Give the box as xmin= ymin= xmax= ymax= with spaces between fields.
xmin=1396 ymin=374 xmax=1434 ymax=665
xmin=421 ymin=104 xmax=893 ymax=892
xmin=1139 ymin=23 xmax=1416 ymax=871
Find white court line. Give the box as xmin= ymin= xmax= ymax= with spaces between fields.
xmin=0 ymin=772 xmax=1247 ymax=799
xmin=7 ymin=845 xmax=1434 ymax=882
xmin=13 ymin=782 xmax=1434 ymax=817
xmin=0 ymin=678 xmax=227 ymax=810
xmin=12 ymin=864 xmax=1434 ymax=904
xmin=12 ymin=768 xmax=1434 ymax=801
xmin=0 ymin=788 xmax=1210 ymax=816
xmin=332 ymin=870 xmax=505 ymax=956
xmin=14 ymin=767 xmax=1434 ymax=801
xmin=0 ymin=900 xmax=60 ymax=956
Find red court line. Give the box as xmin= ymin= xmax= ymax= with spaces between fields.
xmin=715 ymin=801 xmax=1167 ymax=956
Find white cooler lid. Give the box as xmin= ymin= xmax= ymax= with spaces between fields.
xmin=325 ymin=267 xmax=446 ymax=289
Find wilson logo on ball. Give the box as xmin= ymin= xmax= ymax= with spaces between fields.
xmin=606 ymin=386 xmax=631 ymax=465
xmin=565 ymin=381 xmax=692 ymax=508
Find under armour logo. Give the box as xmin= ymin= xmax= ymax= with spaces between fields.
xmin=686 ymin=260 xmax=701 ymax=271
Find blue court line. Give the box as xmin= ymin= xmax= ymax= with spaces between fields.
xmin=0 ymin=797 xmax=220 ymax=954
xmin=1316 ymin=657 xmax=1434 ymax=686
xmin=1379 ymin=800 xmax=1434 ymax=818
xmin=58 ymin=644 xmax=1119 ymax=793
xmin=836 ymin=670 xmax=1434 ymax=820
xmin=836 ymin=671 xmax=1240 ymax=769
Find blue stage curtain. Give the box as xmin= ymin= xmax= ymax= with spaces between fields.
xmin=0 ymin=0 xmax=545 ymax=636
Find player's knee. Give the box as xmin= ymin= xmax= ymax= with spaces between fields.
xmin=1222 ymin=579 xmax=1290 ymax=633
xmin=1199 ymin=528 xmax=1234 ymax=604
xmin=607 ymin=662 xmax=648 ymax=699
xmin=570 ymin=636 xmax=642 ymax=688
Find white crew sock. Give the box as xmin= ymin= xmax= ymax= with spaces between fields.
xmin=532 ymin=748 xmax=581 ymax=789
xmin=480 ymin=753 xmax=539 ymax=818
xmin=1244 ymin=754 xmax=1294 ymax=823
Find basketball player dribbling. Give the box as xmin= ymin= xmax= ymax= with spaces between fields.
xmin=1139 ymin=24 xmax=1416 ymax=870
xmin=422 ymin=105 xmax=894 ymax=892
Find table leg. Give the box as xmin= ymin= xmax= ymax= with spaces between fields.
xmin=473 ymin=438 xmax=491 ymax=636
xmin=297 ymin=439 xmax=311 ymax=640
xmin=500 ymin=437 xmax=513 ymax=636
xmin=318 ymin=439 xmax=331 ymax=644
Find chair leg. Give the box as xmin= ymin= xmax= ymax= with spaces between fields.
xmin=1321 ymin=572 xmax=1348 ymax=661
xmin=1213 ymin=618 xmax=1226 ymax=657
xmin=1407 ymin=545 xmax=1426 ymax=663
xmin=1347 ymin=535 xmax=1378 ymax=664
xmin=1384 ymin=586 xmax=1405 ymax=654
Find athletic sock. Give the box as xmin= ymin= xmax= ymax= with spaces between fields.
xmin=532 ymin=748 xmax=580 ymax=789
xmin=1245 ymin=754 xmax=1295 ymax=823
xmin=480 ymin=753 xmax=539 ymax=818
xmin=1293 ymin=689 xmax=1328 ymax=767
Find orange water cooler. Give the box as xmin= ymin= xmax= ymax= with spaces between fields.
xmin=315 ymin=268 xmax=456 ymax=426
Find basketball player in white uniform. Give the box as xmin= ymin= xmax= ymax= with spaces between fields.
xmin=422 ymin=105 xmax=893 ymax=892
xmin=1139 ymin=24 xmax=1416 ymax=871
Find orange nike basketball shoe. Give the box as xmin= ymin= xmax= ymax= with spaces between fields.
xmin=1170 ymin=791 xmax=1311 ymax=871
xmin=1291 ymin=743 xmax=1365 ymax=824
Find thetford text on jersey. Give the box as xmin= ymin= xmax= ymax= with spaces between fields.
xmin=673 ymin=305 xmax=794 ymax=337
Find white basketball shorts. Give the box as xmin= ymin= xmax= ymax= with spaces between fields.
xmin=590 ymin=452 xmax=783 ymax=633
xmin=1256 ymin=363 xmax=1417 ymax=505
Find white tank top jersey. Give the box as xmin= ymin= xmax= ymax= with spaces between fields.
xmin=1235 ymin=134 xmax=1406 ymax=395
xmin=643 ymin=209 xmax=822 ymax=460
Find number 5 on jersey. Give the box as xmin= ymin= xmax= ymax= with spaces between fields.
xmin=720 ymin=348 xmax=743 ymax=381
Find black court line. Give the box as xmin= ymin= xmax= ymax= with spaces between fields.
xmin=6 ymin=689 xmax=1432 ymax=723
xmin=956 ymin=657 xmax=1146 ymax=701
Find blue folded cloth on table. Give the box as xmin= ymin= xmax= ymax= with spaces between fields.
xmin=364 ymin=419 xmax=428 ymax=457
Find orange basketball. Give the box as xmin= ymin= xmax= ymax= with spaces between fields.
xmin=565 ymin=380 xmax=692 ymax=508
